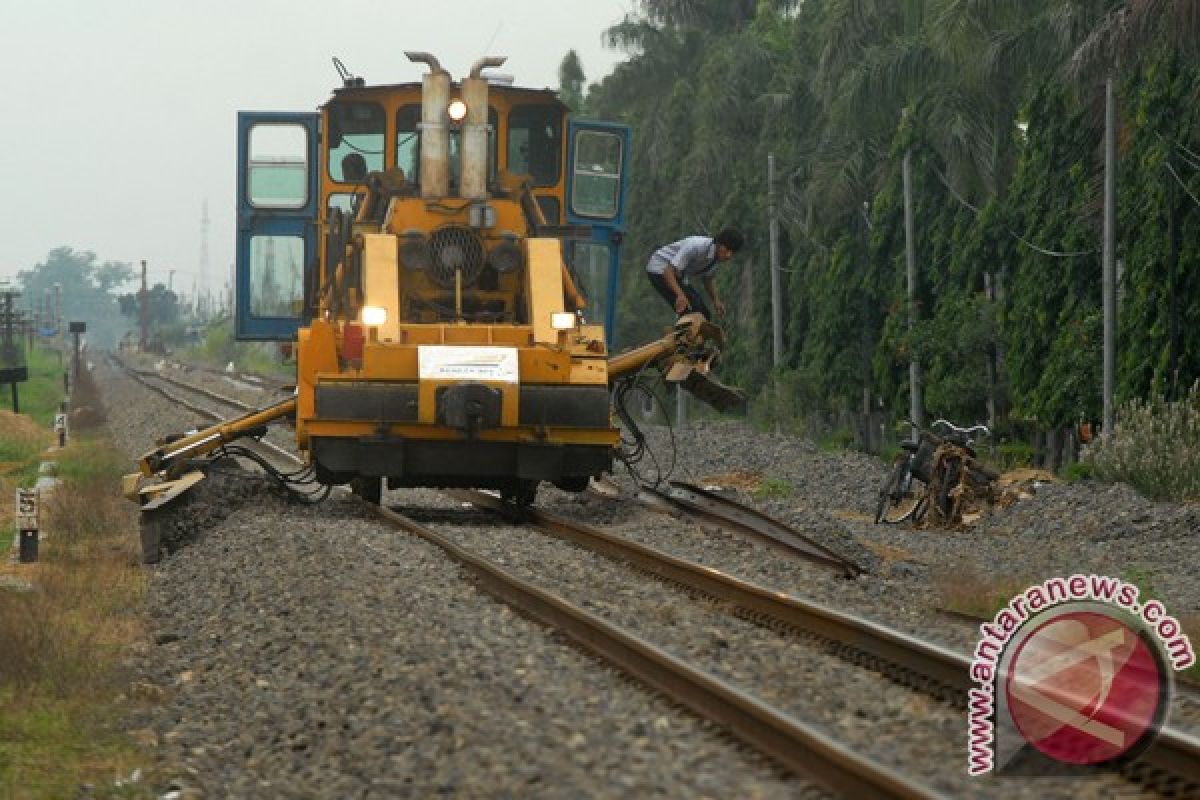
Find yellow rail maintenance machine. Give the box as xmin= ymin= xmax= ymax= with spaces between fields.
xmin=126 ymin=53 xmax=741 ymax=509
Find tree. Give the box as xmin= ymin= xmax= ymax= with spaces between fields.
xmin=118 ymin=283 xmax=180 ymax=328
xmin=558 ymin=50 xmax=586 ymax=112
xmin=16 ymin=247 xmax=134 ymax=348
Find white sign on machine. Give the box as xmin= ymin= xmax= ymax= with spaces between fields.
xmin=417 ymin=346 xmax=519 ymax=383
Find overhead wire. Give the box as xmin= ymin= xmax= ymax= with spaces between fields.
xmin=933 ymin=167 xmax=1097 ymax=258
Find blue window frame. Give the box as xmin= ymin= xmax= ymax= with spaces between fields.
xmin=235 ymin=112 xmax=319 ymax=340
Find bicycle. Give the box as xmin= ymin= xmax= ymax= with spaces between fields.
xmin=874 ymin=419 xmax=1000 ymax=526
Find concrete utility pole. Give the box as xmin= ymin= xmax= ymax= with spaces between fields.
xmin=902 ymin=149 xmax=924 ymax=434
xmin=139 ymin=260 xmax=149 ymax=351
xmin=1102 ymin=77 xmax=1117 ymax=443
xmin=768 ymin=153 xmax=783 ymax=369
xmin=768 ymin=153 xmax=784 ymax=430
xmin=53 ymin=282 xmax=62 ymax=349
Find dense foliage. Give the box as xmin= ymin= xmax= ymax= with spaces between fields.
xmin=573 ymin=0 xmax=1200 ymax=442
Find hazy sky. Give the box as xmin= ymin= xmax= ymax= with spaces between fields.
xmin=0 ymin=1 xmax=632 ymax=296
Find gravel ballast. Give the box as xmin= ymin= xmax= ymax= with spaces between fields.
xmin=99 ymin=358 xmax=1198 ymax=796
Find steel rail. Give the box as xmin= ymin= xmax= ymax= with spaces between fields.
xmin=375 ymin=502 xmax=944 ymax=799
xmin=173 ymin=361 xmax=291 ymax=394
xmin=132 ymin=367 xmax=260 ymax=412
xmin=452 ymin=489 xmax=967 ymax=693
xmin=451 ymin=490 xmax=1200 ymax=795
xmin=110 ymin=355 xmax=301 ymax=467
xmin=640 ymin=480 xmax=862 ymax=577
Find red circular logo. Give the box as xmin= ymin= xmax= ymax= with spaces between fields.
xmin=1005 ymin=611 xmax=1164 ymax=765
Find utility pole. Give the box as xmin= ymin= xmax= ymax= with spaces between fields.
xmin=768 ymin=153 xmax=785 ymax=431
xmin=139 ymin=260 xmax=149 ymax=351
xmin=1102 ymin=77 xmax=1117 ymax=443
xmin=768 ymin=153 xmax=783 ymax=367
xmin=53 ymin=282 xmax=62 ymax=348
xmin=200 ymin=199 xmax=210 ymax=317
xmin=902 ymin=149 xmax=924 ymax=435
xmin=1 ymin=289 xmax=24 ymax=412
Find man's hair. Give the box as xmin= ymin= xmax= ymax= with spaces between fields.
xmin=715 ymin=228 xmax=745 ymax=253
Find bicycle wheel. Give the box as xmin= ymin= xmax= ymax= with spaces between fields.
xmin=875 ymin=456 xmax=926 ymax=524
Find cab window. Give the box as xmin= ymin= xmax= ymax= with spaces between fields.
xmin=248 ymin=235 xmax=305 ymax=317
xmin=396 ymin=104 xmax=421 ymax=179
xmin=247 ymin=123 xmax=309 ymax=209
xmin=508 ymin=105 xmax=562 ymax=187
xmin=571 ymin=130 xmax=623 ymax=219
xmin=571 ymin=242 xmax=609 ymax=326
xmin=328 ymin=102 xmax=385 ymax=183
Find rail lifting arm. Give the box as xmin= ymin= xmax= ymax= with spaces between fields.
xmin=608 ymin=313 xmax=745 ymax=413
xmin=123 ymin=397 xmax=297 ymax=508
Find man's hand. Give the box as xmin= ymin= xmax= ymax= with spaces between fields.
xmin=674 ymin=294 xmax=690 ymax=314
xmin=713 ymin=298 xmax=726 ymax=318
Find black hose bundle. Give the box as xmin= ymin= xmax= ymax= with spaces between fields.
xmin=611 ymin=371 xmax=677 ymax=488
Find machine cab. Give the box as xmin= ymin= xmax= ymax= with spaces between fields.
xmin=235 ymin=68 xmax=630 ymax=343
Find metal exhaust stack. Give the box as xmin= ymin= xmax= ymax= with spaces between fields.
xmin=405 ymin=51 xmax=450 ymax=198
xmin=461 ymin=56 xmax=506 ymax=200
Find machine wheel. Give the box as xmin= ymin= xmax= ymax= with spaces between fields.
xmin=553 ymin=476 xmax=589 ymax=493
xmin=503 ymin=479 xmax=538 ymax=506
xmin=350 ymin=476 xmax=383 ymax=505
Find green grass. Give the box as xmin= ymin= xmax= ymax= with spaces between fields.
xmin=992 ymin=441 xmax=1037 ymax=471
xmin=817 ymin=428 xmax=855 ymax=452
xmin=1060 ymin=461 xmax=1095 ymax=482
xmin=52 ymin=436 xmax=126 ymax=485
xmin=752 ymin=476 xmax=793 ymax=499
xmin=173 ymin=316 xmax=294 ymax=380
xmin=0 ymin=692 xmax=152 ymax=799
xmin=12 ymin=347 xmax=68 ymax=429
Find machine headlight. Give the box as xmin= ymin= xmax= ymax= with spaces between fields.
xmin=551 ymin=312 xmax=577 ymax=331
xmin=447 ymin=99 xmax=468 ymax=122
xmin=488 ymin=238 xmax=524 ymax=274
xmin=399 ymin=233 xmax=430 ymax=270
xmin=362 ymin=306 xmax=388 ymax=326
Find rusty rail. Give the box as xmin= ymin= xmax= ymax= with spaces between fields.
xmin=454 ymin=489 xmax=964 ymax=693
xmin=638 ymin=480 xmax=863 ymax=576
xmin=377 ymin=501 xmax=943 ymax=799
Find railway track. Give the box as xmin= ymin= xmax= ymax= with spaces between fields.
xmin=639 ymin=480 xmax=864 ymax=576
xmin=110 ymin=354 xmax=298 ymax=468
xmin=111 ymin=356 xmax=1200 ymax=798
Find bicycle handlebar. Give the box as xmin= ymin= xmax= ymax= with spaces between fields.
xmin=931 ymin=418 xmax=991 ymax=438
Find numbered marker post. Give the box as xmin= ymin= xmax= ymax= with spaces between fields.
xmin=16 ymin=487 xmax=38 ymax=563
xmin=53 ymin=412 xmax=66 ymax=447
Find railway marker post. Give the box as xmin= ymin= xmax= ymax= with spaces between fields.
xmin=53 ymin=412 xmax=67 ymax=448
xmin=16 ymin=488 xmax=38 ymax=563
